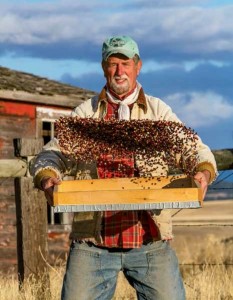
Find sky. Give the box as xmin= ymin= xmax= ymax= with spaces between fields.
xmin=0 ymin=0 xmax=233 ymax=152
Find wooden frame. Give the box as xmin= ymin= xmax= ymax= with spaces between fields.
xmin=53 ymin=175 xmax=203 ymax=212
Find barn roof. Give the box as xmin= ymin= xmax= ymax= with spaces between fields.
xmin=0 ymin=66 xmax=97 ymax=108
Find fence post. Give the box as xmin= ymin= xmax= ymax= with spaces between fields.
xmin=14 ymin=138 xmax=50 ymax=299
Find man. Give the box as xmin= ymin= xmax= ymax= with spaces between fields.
xmin=32 ymin=35 xmax=217 ymax=300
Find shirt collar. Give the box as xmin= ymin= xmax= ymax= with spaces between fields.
xmin=97 ymin=83 xmax=147 ymax=114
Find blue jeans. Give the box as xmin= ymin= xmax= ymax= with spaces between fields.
xmin=61 ymin=240 xmax=185 ymax=300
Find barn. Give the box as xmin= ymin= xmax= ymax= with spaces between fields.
xmin=0 ymin=66 xmax=96 ymax=274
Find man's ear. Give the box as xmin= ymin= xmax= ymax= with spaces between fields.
xmin=136 ymin=60 xmax=142 ymax=76
xmin=102 ymin=61 xmax=107 ymax=78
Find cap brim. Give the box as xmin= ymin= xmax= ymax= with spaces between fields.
xmin=104 ymin=48 xmax=136 ymax=60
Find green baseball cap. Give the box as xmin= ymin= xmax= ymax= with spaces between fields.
xmin=102 ymin=35 xmax=140 ymax=61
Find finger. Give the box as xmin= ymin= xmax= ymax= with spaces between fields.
xmin=194 ymin=172 xmax=208 ymax=199
xmin=45 ymin=191 xmax=54 ymax=206
xmin=42 ymin=177 xmax=61 ymax=205
xmin=51 ymin=177 xmax=62 ymax=185
xmin=194 ymin=172 xmax=207 ymax=185
xmin=42 ymin=177 xmax=61 ymax=190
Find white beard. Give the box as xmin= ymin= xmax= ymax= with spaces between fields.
xmin=110 ymin=76 xmax=130 ymax=95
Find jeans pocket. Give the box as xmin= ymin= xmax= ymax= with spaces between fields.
xmin=145 ymin=241 xmax=173 ymax=279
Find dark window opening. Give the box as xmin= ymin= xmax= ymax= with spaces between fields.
xmin=42 ymin=121 xmax=53 ymax=144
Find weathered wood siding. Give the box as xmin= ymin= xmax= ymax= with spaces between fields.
xmin=0 ymin=178 xmax=17 ymax=273
xmin=0 ymin=100 xmax=37 ymax=158
xmin=0 ymin=100 xmax=72 ymax=274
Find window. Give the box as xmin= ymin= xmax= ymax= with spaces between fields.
xmin=42 ymin=121 xmax=55 ymax=144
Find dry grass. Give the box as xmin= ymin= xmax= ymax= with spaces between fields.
xmin=183 ymin=265 xmax=233 ymax=300
xmin=182 ymin=234 xmax=233 ymax=300
xmin=0 ymin=268 xmax=64 ymax=300
xmin=0 ymin=266 xmax=232 ymax=300
xmin=0 ymin=235 xmax=232 ymax=300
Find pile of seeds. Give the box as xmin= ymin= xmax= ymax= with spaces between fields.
xmin=55 ymin=117 xmax=199 ymax=177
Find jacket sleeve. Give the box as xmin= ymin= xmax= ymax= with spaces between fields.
xmin=182 ymin=136 xmax=217 ymax=183
xmin=149 ymin=96 xmax=218 ymax=183
xmin=31 ymin=138 xmax=77 ymax=189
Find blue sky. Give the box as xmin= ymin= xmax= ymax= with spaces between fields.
xmin=0 ymin=0 xmax=233 ymax=151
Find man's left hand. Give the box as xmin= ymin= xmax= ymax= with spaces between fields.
xmin=194 ymin=170 xmax=211 ymax=199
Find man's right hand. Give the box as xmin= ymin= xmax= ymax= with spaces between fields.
xmin=41 ymin=177 xmax=61 ymax=206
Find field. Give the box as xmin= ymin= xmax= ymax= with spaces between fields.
xmin=0 ymin=263 xmax=232 ymax=299
xmin=1 ymin=200 xmax=232 ymax=300
xmin=0 ymin=237 xmax=232 ymax=300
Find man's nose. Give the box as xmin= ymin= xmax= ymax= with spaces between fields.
xmin=115 ymin=64 xmax=124 ymax=76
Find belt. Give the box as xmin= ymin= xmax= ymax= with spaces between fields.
xmin=76 ymin=239 xmax=159 ymax=252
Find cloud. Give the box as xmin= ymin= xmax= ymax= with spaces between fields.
xmin=139 ymin=62 xmax=233 ymax=102
xmin=165 ymin=91 xmax=233 ymax=128
xmin=1 ymin=1 xmax=233 ymax=62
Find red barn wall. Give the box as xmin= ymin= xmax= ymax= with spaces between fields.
xmin=0 ymin=99 xmax=71 ymax=274
xmin=0 ymin=101 xmax=37 ymax=158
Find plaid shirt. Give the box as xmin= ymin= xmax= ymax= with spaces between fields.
xmin=97 ymin=99 xmax=159 ymax=248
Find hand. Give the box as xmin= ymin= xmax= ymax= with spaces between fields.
xmin=194 ymin=170 xmax=211 ymax=200
xmin=41 ymin=177 xmax=61 ymax=206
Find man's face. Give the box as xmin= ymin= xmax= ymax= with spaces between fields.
xmin=102 ymin=54 xmax=142 ymax=97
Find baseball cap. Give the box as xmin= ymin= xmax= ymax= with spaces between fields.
xmin=102 ymin=35 xmax=140 ymax=61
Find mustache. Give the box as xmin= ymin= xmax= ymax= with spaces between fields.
xmin=113 ymin=75 xmax=128 ymax=80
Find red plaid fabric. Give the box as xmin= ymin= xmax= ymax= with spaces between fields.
xmin=96 ymin=99 xmax=159 ymax=248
